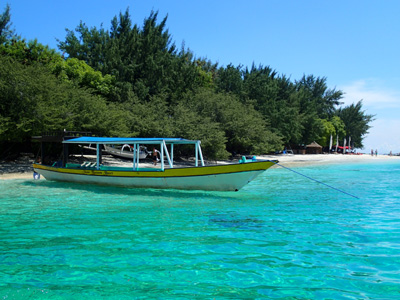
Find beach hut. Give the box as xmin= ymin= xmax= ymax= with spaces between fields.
xmin=306 ymin=141 xmax=322 ymax=154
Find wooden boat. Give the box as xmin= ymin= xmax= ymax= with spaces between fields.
xmin=32 ymin=137 xmax=277 ymax=191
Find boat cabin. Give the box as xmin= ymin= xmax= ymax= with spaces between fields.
xmin=63 ymin=137 xmax=205 ymax=171
xmin=33 ymin=133 xmax=205 ymax=171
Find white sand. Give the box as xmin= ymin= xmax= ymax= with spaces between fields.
xmin=1 ymin=153 xmax=398 ymax=180
xmin=258 ymin=153 xmax=400 ymax=168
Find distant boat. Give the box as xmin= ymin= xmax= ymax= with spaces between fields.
xmin=103 ymin=144 xmax=149 ymax=160
xmin=33 ymin=137 xmax=277 ymax=191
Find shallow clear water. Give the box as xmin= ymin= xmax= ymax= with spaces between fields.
xmin=1 ymin=161 xmax=399 ymax=299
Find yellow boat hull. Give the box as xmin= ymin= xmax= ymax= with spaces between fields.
xmin=33 ymin=161 xmax=276 ymax=191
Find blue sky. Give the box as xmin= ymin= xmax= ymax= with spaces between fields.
xmin=5 ymin=0 xmax=400 ymax=153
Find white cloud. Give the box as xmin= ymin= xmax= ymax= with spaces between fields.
xmin=339 ymin=79 xmax=400 ymax=109
xmin=339 ymin=79 xmax=400 ymax=154
xmin=361 ymin=119 xmax=400 ymax=154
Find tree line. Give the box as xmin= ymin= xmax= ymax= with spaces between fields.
xmin=0 ymin=5 xmax=374 ymax=159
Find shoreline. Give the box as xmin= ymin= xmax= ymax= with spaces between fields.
xmin=259 ymin=153 xmax=400 ymax=168
xmin=1 ymin=153 xmax=399 ymax=180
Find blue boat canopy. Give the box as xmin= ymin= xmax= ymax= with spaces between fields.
xmin=63 ymin=136 xmax=199 ymax=145
xmin=63 ymin=136 xmax=205 ymax=170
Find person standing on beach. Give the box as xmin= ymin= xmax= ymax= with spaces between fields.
xmin=375 ymin=149 xmax=378 ymax=157
xmin=371 ymin=149 xmax=374 ymax=156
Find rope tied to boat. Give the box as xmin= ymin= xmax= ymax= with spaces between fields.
xmin=267 ymin=160 xmax=360 ymax=199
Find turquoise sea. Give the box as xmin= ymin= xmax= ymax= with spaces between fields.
xmin=1 ymin=160 xmax=399 ymax=299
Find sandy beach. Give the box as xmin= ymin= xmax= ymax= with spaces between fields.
xmin=1 ymin=153 xmax=399 ymax=180
xmin=259 ymin=153 xmax=400 ymax=168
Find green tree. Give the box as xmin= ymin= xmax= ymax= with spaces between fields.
xmin=53 ymin=58 xmax=115 ymax=96
xmin=59 ymin=9 xmax=179 ymax=101
xmin=0 ymin=56 xmax=113 ymax=144
xmin=1 ymin=39 xmax=115 ymax=96
xmin=294 ymin=75 xmax=344 ymax=144
xmin=315 ymin=118 xmax=336 ymax=147
xmin=59 ymin=9 xmax=215 ymax=104
xmin=336 ymin=101 xmax=374 ymax=148
xmin=241 ymin=66 xmax=304 ymax=146
xmin=295 ymin=75 xmax=343 ymax=118
xmin=171 ymin=103 xmax=229 ymax=160
xmin=58 ymin=21 xmax=110 ymax=72
xmin=183 ymin=88 xmax=282 ymax=155
xmin=1 ymin=4 xmax=375 ymax=159
xmin=0 ymin=39 xmax=62 ymax=65
xmin=215 ymin=64 xmax=243 ymax=95
xmin=0 ymin=4 xmax=15 ymax=44
xmin=330 ymin=115 xmax=346 ymax=140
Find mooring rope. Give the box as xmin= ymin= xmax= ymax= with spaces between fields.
xmin=267 ymin=160 xmax=360 ymax=199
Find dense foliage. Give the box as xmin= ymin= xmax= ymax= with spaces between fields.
xmin=0 ymin=6 xmax=374 ymax=159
